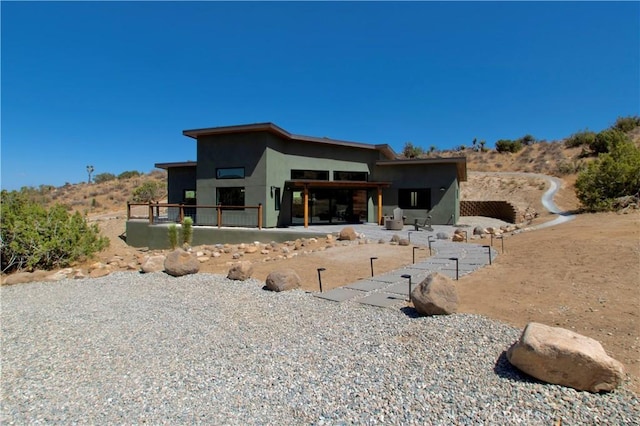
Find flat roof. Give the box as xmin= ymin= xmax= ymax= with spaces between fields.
xmin=182 ymin=122 xmax=397 ymax=160
xmin=376 ymin=157 xmax=467 ymax=182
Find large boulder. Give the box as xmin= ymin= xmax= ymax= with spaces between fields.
xmin=164 ymin=249 xmax=200 ymax=277
xmin=506 ymin=322 xmax=625 ymax=392
xmin=227 ymin=261 xmax=253 ymax=281
xmin=265 ymin=269 xmax=301 ymax=292
xmin=338 ymin=227 xmax=357 ymax=241
xmin=411 ymin=272 xmax=459 ymax=316
xmin=141 ymin=255 xmax=166 ymax=273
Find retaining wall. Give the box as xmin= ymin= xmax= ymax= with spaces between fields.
xmin=460 ymin=201 xmax=518 ymax=224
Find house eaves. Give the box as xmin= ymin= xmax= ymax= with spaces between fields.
xmin=155 ymin=161 xmax=197 ymax=170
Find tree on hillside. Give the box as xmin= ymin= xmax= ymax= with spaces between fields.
xmin=93 ymin=173 xmax=116 ymax=184
xmin=131 ymin=181 xmax=166 ymax=203
xmin=86 ymin=165 xmax=94 ymax=183
xmin=575 ymin=139 xmax=640 ymax=211
xmin=402 ymin=142 xmax=424 ymax=158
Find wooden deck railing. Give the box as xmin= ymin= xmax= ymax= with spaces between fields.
xmin=127 ymin=202 xmax=263 ymax=229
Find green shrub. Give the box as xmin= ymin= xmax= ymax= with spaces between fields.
xmin=168 ymin=224 xmax=178 ymax=250
xmin=1 ymin=191 xmax=109 ymax=273
xmin=495 ymin=139 xmax=523 ymax=153
xmin=131 ymin=181 xmax=165 ymax=203
xmin=93 ymin=173 xmax=116 ymax=184
xmin=518 ymin=134 xmax=536 ymax=146
xmin=589 ymin=129 xmax=628 ymax=155
xmin=612 ymin=115 xmax=640 ymax=133
xmin=575 ymin=140 xmax=640 ymax=211
xmin=402 ymin=142 xmax=424 ymax=158
xmin=118 ymin=170 xmax=141 ymax=180
xmin=565 ymin=130 xmax=596 ymax=148
xmin=182 ymin=217 xmax=193 ymax=246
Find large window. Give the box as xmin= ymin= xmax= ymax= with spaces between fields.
xmin=291 ymin=169 xmax=329 ymax=180
xmin=334 ymin=171 xmax=368 ymax=181
xmin=398 ymin=188 xmax=431 ymax=210
xmin=217 ymin=187 xmax=245 ymax=209
xmin=216 ymin=167 xmax=245 ymax=179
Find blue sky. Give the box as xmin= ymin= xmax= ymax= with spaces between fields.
xmin=2 ymin=1 xmax=638 ymax=191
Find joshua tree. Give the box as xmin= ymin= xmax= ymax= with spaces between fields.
xmin=86 ymin=165 xmax=94 ymax=183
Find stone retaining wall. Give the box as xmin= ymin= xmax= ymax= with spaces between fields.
xmin=460 ymin=201 xmax=518 ymax=224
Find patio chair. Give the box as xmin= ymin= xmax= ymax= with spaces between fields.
xmin=414 ymin=215 xmax=434 ymax=232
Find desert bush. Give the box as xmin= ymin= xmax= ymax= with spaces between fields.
xmin=182 ymin=217 xmax=193 ymax=246
xmin=495 ymin=139 xmax=523 ymax=153
xmin=589 ymin=129 xmax=629 ymax=155
xmin=402 ymin=142 xmax=424 ymax=158
xmin=1 ymin=191 xmax=109 ymax=273
xmin=575 ymin=140 xmax=640 ymax=211
xmin=565 ymin=130 xmax=596 ymax=148
xmin=93 ymin=173 xmax=116 ymax=184
xmin=556 ymin=160 xmax=586 ymax=176
xmin=131 ymin=181 xmax=166 ymax=203
xmin=612 ymin=115 xmax=640 ymax=133
xmin=168 ymin=224 xmax=178 ymax=250
xmin=518 ymin=134 xmax=536 ymax=146
xmin=118 ymin=170 xmax=141 ymax=180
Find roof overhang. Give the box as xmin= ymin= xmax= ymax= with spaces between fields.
xmin=376 ymin=157 xmax=467 ymax=182
xmin=154 ymin=161 xmax=197 ymax=170
xmin=285 ymin=180 xmax=392 ymax=189
xmin=182 ymin=122 xmax=397 ymax=160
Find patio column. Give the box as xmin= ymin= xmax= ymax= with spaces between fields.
xmin=377 ymin=186 xmax=383 ymax=225
xmin=303 ymin=186 xmax=309 ymax=228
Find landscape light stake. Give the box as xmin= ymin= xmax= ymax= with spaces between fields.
xmin=317 ymin=268 xmax=326 ymax=293
xmin=370 ymin=257 xmax=378 ymax=277
xmin=483 ymin=245 xmax=492 ymax=265
xmin=413 ymin=246 xmax=422 ymax=264
xmin=449 ymin=257 xmax=459 ymax=280
xmin=499 ymin=235 xmax=505 ymax=254
xmin=490 ymin=233 xmax=494 ymax=247
xmin=428 ymin=236 xmax=435 ymax=256
xmin=401 ymin=274 xmax=412 ymax=302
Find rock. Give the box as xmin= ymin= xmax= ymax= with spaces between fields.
xmin=244 ymin=245 xmax=258 ymax=254
xmin=452 ymin=233 xmax=465 ymax=242
xmin=227 ymin=261 xmax=253 ymax=281
xmin=89 ymin=267 xmax=111 ymax=278
xmin=411 ymin=273 xmax=459 ymax=316
xmin=47 ymin=268 xmax=74 ymax=281
xmin=73 ymin=270 xmax=86 ymax=279
xmin=265 ymin=269 xmax=301 ymax=292
xmin=338 ymin=227 xmax=357 ymax=241
xmin=212 ymin=252 xmax=221 ymax=258
xmin=454 ymin=228 xmax=465 ymax=235
xmin=473 ymin=226 xmax=486 ymax=235
xmin=197 ymin=256 xmax=210 ymax=263
xmin=398 ymin=238 xmax=410 ymax=246
xmin=164 ymin=249 xmax=200 ymax=277
xmin=390 ymin=234 xmax=401 ymax=243
xmin=260 ymin=249 xmax=270 ymax=255
xmin=232 ymin=253 xmax=242 ymax=260
xmin=506 ymin=322 xmax=625 ymax=392
xmin=141 ymin=255 xmax=166 ymax=273
xmin=436 ymin=232 xmax=449 ymax=240
xmin=3 ymin=270 xmax=49 ymax=285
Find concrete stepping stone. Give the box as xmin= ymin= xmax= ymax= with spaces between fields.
xmin=346 ymin=280 xmax=390 ymax=292
xmin=357 ymin=292 xmax=407 ymax=308
xmin=314 ymin=288 xmax=362 ymax=303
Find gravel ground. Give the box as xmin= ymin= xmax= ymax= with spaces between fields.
xmin=2 ymin=272 xmax=638 ymax=425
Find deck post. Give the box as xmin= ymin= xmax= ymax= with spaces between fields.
xmin=179 ymin=204 xmax=184 ymax=223
xmin=148 ymin=202 xmax=153 ymax=225
xmin=377 ymin=187 xmax=383 ymax=225
xmin=303 ymin=186 xmax=309 ymax=228
xmin=258 ymin=203 xmax=263 ymax=229
xmin=217 ymin=204 xmax=222 ymax=229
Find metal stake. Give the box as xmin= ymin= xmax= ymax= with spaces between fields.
xmin=449 ymin=257 xmax=459 ymax=280
xmin=428 ymin=236 xmax=435 ymax=256
xmin=401 ymin=274 xmax=412 ymax=302
xmin=483 ymin=245 xmax=492 ymax=265
xmin=317 ymin=268 xmax=326 ymax=292
xmin=413 ymin=246 xmax=422 ymax=264
xmin=370 ymin=257 xmax=378 ymax=277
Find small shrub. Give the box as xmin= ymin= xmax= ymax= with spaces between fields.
xmin=182 ymin=217 xmax=193 ymax=246
xmin=495 ymin=139 xmax=523 ymax=153
xmin=168 ymin=224 xmax=178 ymax=250
xmin=118 ymin=170 xmax=141 ymax=180
xmin=518 ymin=134 xmax=536 ymax=146
xmin=612 ymin=115 xmax=640 ymax=133
xmin=589 ymin=129 xmax=629 ymax=155
xmin=93 ymin=173 xmax=116 ymax=184
xmin=575 ymin=139 xmax=640 ymax=211
xmin=565 ymin=130 xmax=596 ymax=148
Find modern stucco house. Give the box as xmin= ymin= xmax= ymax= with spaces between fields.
xmin=152 ymin=122 xmax=466 ymax=229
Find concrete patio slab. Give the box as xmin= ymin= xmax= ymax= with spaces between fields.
xmin=357 ymin=292 xmax=407 ymax=308
xmin=345 ymin=280 xmax=390 ymax=292
xmin=314 ymin=288 xmax=363 ymax=303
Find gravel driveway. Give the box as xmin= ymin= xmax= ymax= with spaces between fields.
xmin=2 ymin=272 xmax=638 ymax=424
